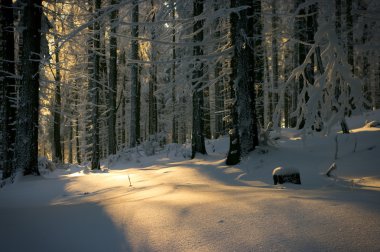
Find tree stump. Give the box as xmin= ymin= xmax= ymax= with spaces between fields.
xmin=272 ymin=167 xmax=301 ymax=185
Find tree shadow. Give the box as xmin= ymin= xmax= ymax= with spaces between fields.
xmin=0 ymin=176 xmax=133 ymax=252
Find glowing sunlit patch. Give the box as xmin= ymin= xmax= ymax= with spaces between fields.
xmin=223 ymin=167 xmax=242 ymax=174
xmin=65 ymin=172 xmax=85 ymax=177
xmin=290 ymin=137 xmax=302 ymax=140
xmin=350 ymin=127 xmax=380 ymax=133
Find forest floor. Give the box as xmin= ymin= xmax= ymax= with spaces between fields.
xmin=1 ymin=111 xmax=380 ymax=252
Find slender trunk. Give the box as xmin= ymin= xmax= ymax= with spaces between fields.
xmin=203 ymin=87 xmax=211 ymax=140
xmin=226 ymin=0 xmax=241 ymax=165
xmin=148 ymin=0 xmax=157 ymax=137
xmin=91 ymin=0 xmax=101 ymax=170
xmin=214 ymin=62 xmax=224 ymax=138
xmin=85 ymin=0 xmax=94 ymax=163
xmin=253 ymin=0 xmax=264 ymax=128
xmin=271 ymin=0 xmax=278 ymax=117
xmin=75 ymin=116 xmax=81 ymax=164
xmin=171 ymin=0 xmax=177 ymax=143
xmin=294 ymin=0 xmax=307 ymax=129
xmin=108 ymin=0 xmax=118 ymax=155
xmin=130 ymin=0 xmax=140 ymax=147
xmin=68 ymin=120 xmax=73 ymax=163
xmin=191 ymin=0 xmax=206 ymax=158
xmin=264 ymin=47 xmax=270 ymax=128
xmin=212 ymin=0 xmax=224 ymax=138
xmin=335 ymin=0 xmax=342 ymax=41
xmin=335 ymin=0 xmax=349 ymax=133
xmin=362 ymin=24 xmax=370 ymax=109
xmin=99 ymin=32 xmax=107 ymax=158
xmin=122 ymin=75 xmax=126 ymax=146
xmin=53 ymin=23 xmax=62 ymax=163
xmin=307 ymin=4 xmax=319 ymax=130
xmin=343 ymin=0 xmax=352 ymax=133
xmin=346 ymin=0 xmax=353 ymax=72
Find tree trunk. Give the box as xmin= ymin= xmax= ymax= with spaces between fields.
xmin=75 ymin=116 xmax=81 ymax=164
xmin=227 ymin=0 xmax=259 ymax=165
xmin=271 ymin=0 xmax=278 ymax=120
xmin=130 ymin=0 xmax=140 ymax=147
xmin=226 ymin=0 xmax=241 ymax=165
xmin=214 ymin=62 xmax=224 ymax=138
xmin=191 ymin=0 xmax=206 ymax=158
xmin=212 ymin=0 xmax=225 ymax=139
xmin=335 ymin=0 xmax=342 ymax=40
xmin=1 ymin=0 xmax=17 ymax=179
xmin=171 ymin=0 xmax=178 ymax=143
xmin=68 ymin=120 xmax=73 ymax=164
xmin=15 ymin=0 xmax=42 ymax=175
xmin=53 ymin=16 xmax=62 ymax=163
xmin=361 ymin=23 xmax=370 ymax=109
xmin=263 ymin=47 xmax=270 ymax=128
xmin=203 ymin=87 xmax=211 ymax=140
xmin=294 ymin=0 xmax=307 ymax=129
xmin=121 ymin=75 xmax=126 ymax=146
xmin=99 ymin=30 xmax=108 ymax=158
xmin=148 ymin=0 xmax=158 ymax=137
xmin=253 ymin=0 xmax=264 ymax=128
xmin=335 ymin=0 xmax=350 ymax=134
xmin=342 ymin=0 xmax=352 ymax=134
xmin=107 ymin=0 xmax=118 ymax=155
xmin=346 ymin=0 xmax=353 ymax=72
xmin=91 ymin=0 xmax=101 ymax=170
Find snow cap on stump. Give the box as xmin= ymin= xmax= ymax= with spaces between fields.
xmin=272 ymin=166 xmax=301 ymax=185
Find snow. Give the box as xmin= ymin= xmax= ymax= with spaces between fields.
xmin=1 ymin=111 xmax=380 ymax=251
xmin=272 ymin=166 xmax=299 ymax=176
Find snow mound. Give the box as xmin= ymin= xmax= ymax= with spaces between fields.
xmin=272 ymin=166 xmax=299 ymax=176
xmin=363 ymin=120 xmax=380 ymax=128
xmin=38 ymin=157 xmax=56 ymax=172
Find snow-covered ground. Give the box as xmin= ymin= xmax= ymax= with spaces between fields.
xmin=1 ymin=111 xmax=380 ymax=252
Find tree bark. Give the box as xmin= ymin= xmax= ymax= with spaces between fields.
xmin=212 ymin=0 xmax=225 ymax=139
xmin=335 ymin=0 xmax=350 ymax=134
xmin=293 ymin=0 xmax=307 ymax=129
xmin=227 ymin=0 xmax=259 ymax=165
xmin=53 ymin=9 xmax=62 ymax=163
xmin=214 ymin=62 xmax=224 ymax=139
xmin=108 ymin=0 xmax=118 ymax=155
xmin=1 ymin=0 xmax=17 ymax=179
xmin=253 ymin=0 xmax=264 ymax=128
xmin=130 ymin=0 xmax=140 ymax=147
xmin=75 ymin=116 xmax=81 ymax=164
xmin=91 ymin=0 xmax=101 ymax=170
xmin=171 ymin=0 xmax=178 ymax=143
xmin=15 ymin=0 xmax=42 ymax=175
xmin=271 ymin=0 xmax=278 ymax=119
xmin=346 ymin=0 xmax=354 ymax=72
xmin=191 ymin=0 xmax=206 ymax=158
xmin=148 ymin=0 xmax=158 ymax=137
xmin=68 ymin=120 xmax=73 ymax=163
